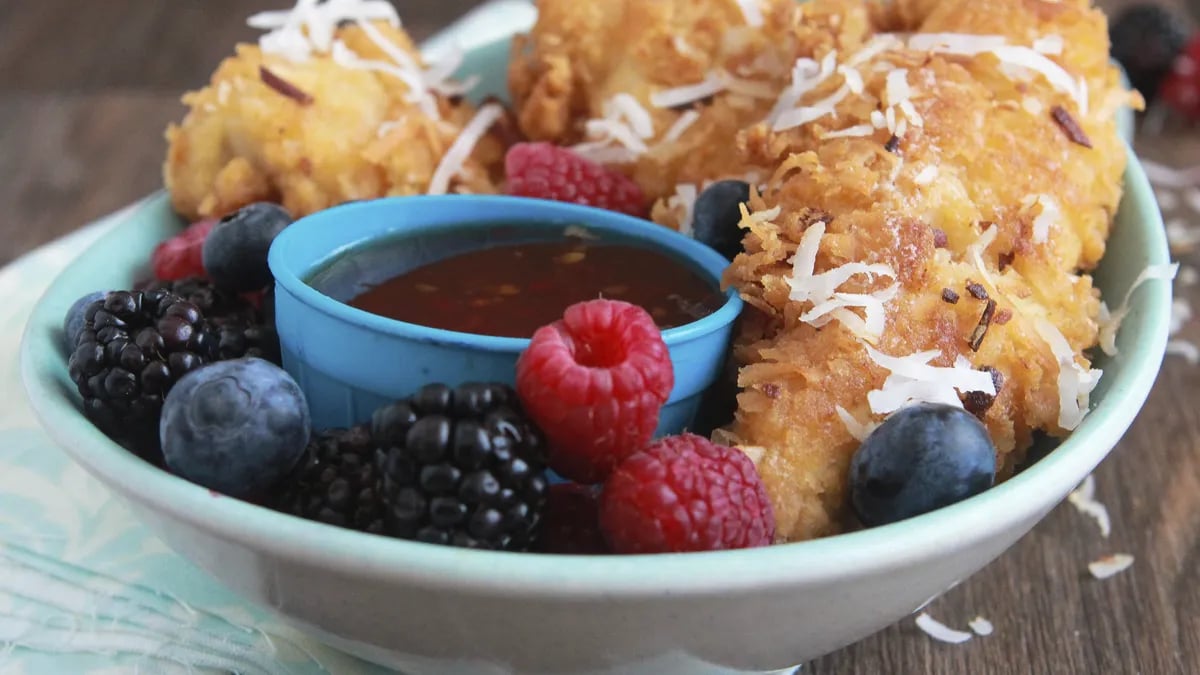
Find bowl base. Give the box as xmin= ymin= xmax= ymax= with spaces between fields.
xmin=284 ymin=614 xmax=801 ymax=675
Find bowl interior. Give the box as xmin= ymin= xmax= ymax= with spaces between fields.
xmin=15 ymin=21 xmax=1172 ymax=593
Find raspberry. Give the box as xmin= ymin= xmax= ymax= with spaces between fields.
xmin=534 ymin=484 xmax=609 ymax=554
xmin=152 ymin=219 xmax=216 ymax=281
xmin=515 ymin=299 xmax=673 ymax=484
xmin=505 ymin=142 xmax=648 ymax=217
xmin=1161 ymin=35 xmax=1200 ymax=119
xmin=599 ymin=434 xmax=775 ymax=554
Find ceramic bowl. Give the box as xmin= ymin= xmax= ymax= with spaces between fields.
xmin=268 ymin=196 xmax=742 ymax=431
xmin=17 ymin=5 xmax=1170 ymax=674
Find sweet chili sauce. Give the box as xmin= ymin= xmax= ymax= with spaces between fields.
xmin=347 ymin=239 xmax=725 ymax=338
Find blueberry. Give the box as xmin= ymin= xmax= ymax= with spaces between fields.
xmin=1109 ymin=4 xmax=1189 ymax=103
xmin=201 ymin=203 xmax=293 ymax=293
xmin=849 ymin=403 xmax=996 ymax=527
xmin=63 ymin=291 xmax=108 ymax=354
xmin=160 ymin=357 xmax=310 ymax=498
xmin=692 ymin=180 xmax=751 ymax=261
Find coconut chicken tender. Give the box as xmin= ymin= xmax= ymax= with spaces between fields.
xmin=165 ymin=21 xmax=505 ymax=221
xmin=508 ymin=0 xmax=821 ymax=220
xmin=718 ymin=0 xmax=1139 ymax=541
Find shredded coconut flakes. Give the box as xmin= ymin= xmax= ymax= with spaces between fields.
xmin=915 ymin=613 xmax=973 ymax=644
xmin=250 ymin=0 xmax=468 ymax=121
xmin=572 ymin=94 xmax=657 ymax=163
xmin=1034 ymin=319 xmax=1101 ymax=430
xmin=426 ymin=103 xmax=504 ymax=195
xmin=1022 ymin=194 xmax=1061 ymax=243
xmin=1167 ymin=340 xmax=1200 ymax=364
xmin=667 ymin=184 xmax=701 ymax=236
xmin=661 ymin=110 xmax=701 ymax=144
xmin=836 ymin=405 xmax=877 ymax=441
xmin=866 ymin=348 xmax=995 ymax=414
xmin=1097 ymin=263 xmax=1179 ymax=355
xmin=904 ymin=33 xmax=1087 ymax=111
xmin=821 ymin=123 xmax=876 ymax=139
xmin=969 ymin=617 xmax=995 ymax=636
xmin=1088 ymin=554 xmax=1134 ymax=579
xmin=786 ymin=222 xmax=898 ymax=342
xmin=1067 ymin=474 xmax=1111 ymax=537
xmin=734 ymin=0 xmax=764 ymax=27
xmin=913 ymin=165 xmax=939 ymax=185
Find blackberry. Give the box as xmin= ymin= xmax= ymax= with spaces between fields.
xmin=144 ymin=277 xmax=280 ymax=364
xmin=143 ymin=276 xmax=256 ymax=324
xmin=67 ymin=289 xmax=212 ymax=459
xmin=374 ymin=383 xmax=549 ymax=551
xmin=1109 ymin=4 xmax=1190 ymax=103
xmin=272 ymin=426 xmax=386 ymax=533
xmin=212 ymin=319 xmax=281 ymax=364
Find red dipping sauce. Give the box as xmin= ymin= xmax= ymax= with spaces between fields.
xmin=347 ymin=239 xmax=725 ymax=338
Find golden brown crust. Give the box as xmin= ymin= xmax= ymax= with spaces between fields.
xmin=719 ymin=0 xmax=1136 ymax=542
xmin=164 ymin=23 xmax=504 ymax=221
xmin=507 ymin=0 xmax=808 ymax=212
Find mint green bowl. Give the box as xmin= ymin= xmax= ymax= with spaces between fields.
xmin=16 ymin=7 xmax=1170 ymax=675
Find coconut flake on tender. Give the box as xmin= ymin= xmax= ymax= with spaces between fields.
xmin=251 ymin=0 xmax=468 ymax=121
xmin=1088 ymin=554 xmax=1134 ymax=579
xmin=1034 ymin=318 xmax=1102 ymax=430
xmin=904 ymin=33 xmax=1087 ymax=111
xmin=572 ymin=94 xmax=657 ymax=163
xmin=666 ymin=184 xmax=700 ymax=236
xmin=835 ymin=405 xmax=877 ymax=441
xmin=661 ymin=110 xmax=701 ymax=144
xmin=734 ymin=0 xmax=764 ymax=27
xmin=250 ymin=0 xmax=400 ymax=59
xmin=767 ymin=51 xmax=840 ymax=129
xmin=1067 ymin=474 xmax=1111 ymax=537
xmin=1021 ymin=194 xmax=1061 ymax=244
xmin=785 ymin=222 xmax=899 ymax=342
xmin=865 ymin=348 xmax=995 ymax=414
xmin=821 ymin=124 xmax=876 ymax=140
xmin=915 ymin=613 xmax=974 ymax=644
xmin=913 ymin=165 xmax=939 ymax=185
xmin=966 ymin=223 xmax=1000 ymax=290
xmin=427 ymin=103 xmax=504 ymax=195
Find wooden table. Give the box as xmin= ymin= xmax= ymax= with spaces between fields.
xmin=2 ymin=1 xmax=1197 ymax=673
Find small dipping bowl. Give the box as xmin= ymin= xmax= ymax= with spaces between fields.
xmin=268 ymin=195 xmax=744 ymax=431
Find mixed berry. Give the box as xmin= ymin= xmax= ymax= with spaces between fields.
xmin=62 ymin=199 xmax=778 ymax=552
xmin=1109 ymin=3 xmax=1200 ymax=121
xmin=505 ymin=142 xmax=648 ymax=218
xmin=63 ymin=148 xmax=1001 ymax=552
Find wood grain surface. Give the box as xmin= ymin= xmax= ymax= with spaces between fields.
xmin=2 ymin=1 xmax=1198 ymax=673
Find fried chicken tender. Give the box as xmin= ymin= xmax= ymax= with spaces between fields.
xmin=508 ymin=0 xmax=817 ymax=212
xmin=165 ymin=23 xmax=504 ymax=221
xmin=718 ymin=0 xmax=1138 ymax=541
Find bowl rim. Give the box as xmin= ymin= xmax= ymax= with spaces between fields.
xmin=267 ymin=195 xmax=744 ymax=351
xmin=19 ymin=144 xmax=1171 ymax=597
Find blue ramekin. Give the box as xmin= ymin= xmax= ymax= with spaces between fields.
xmin=267 ymin=195 xmax=744 ymax=432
